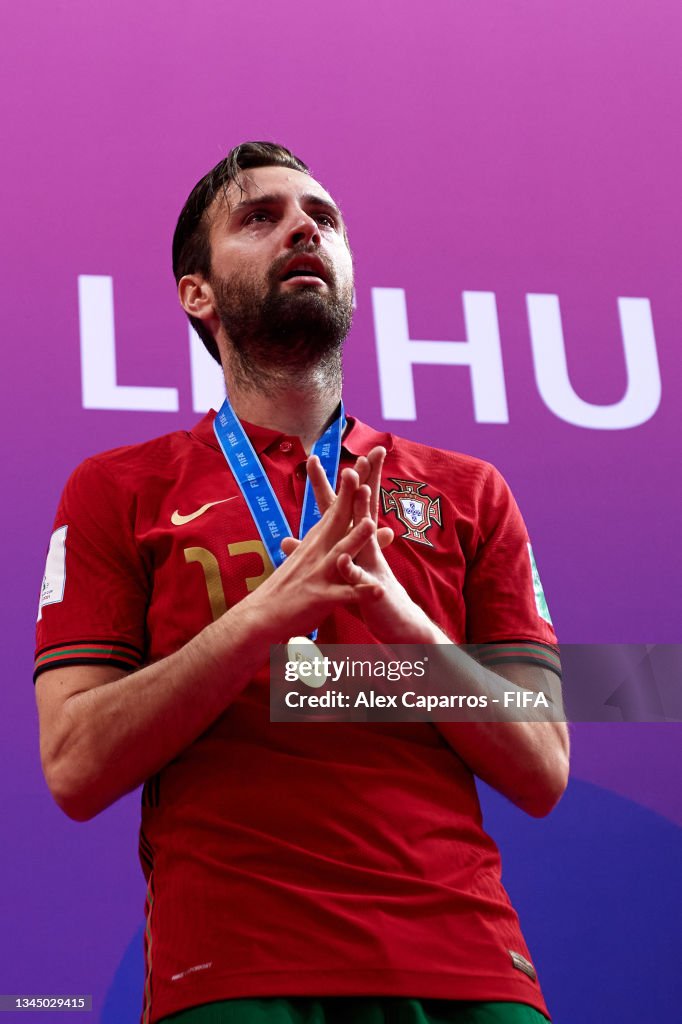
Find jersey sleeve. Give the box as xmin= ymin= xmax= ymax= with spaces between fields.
xmin=463 ymin=463 xmax=561 ymax=677
xmin=34 ymin=456 xmax=149 ymax=682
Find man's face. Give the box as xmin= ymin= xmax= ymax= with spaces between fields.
xmin=205 ymin=165 xmax=355 ymax=369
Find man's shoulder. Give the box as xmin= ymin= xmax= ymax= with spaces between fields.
xmin=62 ymin=413 xmax=217 ymax=501
xmin=77 ymin=413 xmax=214 ymax=476
xmin=380 ymin=425 xmax=497 ymax=493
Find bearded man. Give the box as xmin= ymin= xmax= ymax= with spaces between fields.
xmin=35 ymin=142 xmax=568 ymax=1024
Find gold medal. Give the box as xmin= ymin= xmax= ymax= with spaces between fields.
xmin=286 ymin=636 xmax=328 ymax=688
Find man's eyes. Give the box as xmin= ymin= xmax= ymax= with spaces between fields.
xmin=244 ymin=211 xmax=273 ymax=224
xmin=243 ymin=211 xmax=337 ymax=228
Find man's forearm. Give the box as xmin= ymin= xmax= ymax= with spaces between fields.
xmin=44 ymin=595 xmax=276 ymax=821
xmin=424 ymin=640 xmax=569 ymax=817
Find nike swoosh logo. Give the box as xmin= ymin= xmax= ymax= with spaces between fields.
xmin=171 ymin=497 xmax=237 ymax=526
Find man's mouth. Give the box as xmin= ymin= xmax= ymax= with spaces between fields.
xmin=279 ymin=255 xmax=329 ymax=284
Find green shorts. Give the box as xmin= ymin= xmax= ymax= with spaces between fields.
xmin=160 ymin=996 xmax=550 ymax=1023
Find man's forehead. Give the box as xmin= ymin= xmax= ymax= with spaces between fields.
xmin=212 ymin=165 xmax=338 ymax=221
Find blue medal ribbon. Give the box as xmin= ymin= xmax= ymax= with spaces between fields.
xmin=213 ymin=397 xmax=346 ymax=639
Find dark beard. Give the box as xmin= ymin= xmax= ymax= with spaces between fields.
xmin=211 ymin=254 xmax=354 ymax=386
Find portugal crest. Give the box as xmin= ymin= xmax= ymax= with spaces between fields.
xmin=380 ymin=478 xmax=442 ymax=547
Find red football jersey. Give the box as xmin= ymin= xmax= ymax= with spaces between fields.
xmin=36 ymin=413 xmax=560 ymax=1023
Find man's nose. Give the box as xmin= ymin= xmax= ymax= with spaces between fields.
xmin=286 ymin=210 xmax=321 ymax=248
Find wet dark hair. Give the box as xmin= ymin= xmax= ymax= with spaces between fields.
xmin=172 ymin=142 xmax=310 ymax=362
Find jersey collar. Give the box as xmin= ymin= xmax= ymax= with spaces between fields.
xmin=341 ymin=416 xmax=394 ymax=456
xmin=190 ymin=410 xmax=394 ymax=457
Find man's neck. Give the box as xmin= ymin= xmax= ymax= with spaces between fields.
xmin=223 ymin=353 xmax=343 ymax=454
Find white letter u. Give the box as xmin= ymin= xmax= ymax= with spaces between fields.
xmin=526 ymin=294 xmax=661 ymax=429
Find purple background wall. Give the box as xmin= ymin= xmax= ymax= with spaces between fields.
xmin=2 ymin=1 xmax=680 ymax=1020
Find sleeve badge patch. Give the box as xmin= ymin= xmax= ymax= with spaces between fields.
xmin=527 ymin=542 xmax=553 ymax=625
xmin=380 ymin=478 xmax=442 ymax=547
xmin=37 ymin=525 xmax=68 ymax=622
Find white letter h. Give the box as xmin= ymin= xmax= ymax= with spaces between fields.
xmin=371 ymin=288 xmax=509 ymax=422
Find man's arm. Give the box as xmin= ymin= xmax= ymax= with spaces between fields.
xmin=337 ymin=566 xmax=569 ymax=818
xmin=37 ymin=603 xmax=278 ymax=822
xmin=420 ymin=651 xmax=569 ymax=819
xmin=36 ymin=468 xmax=376 ymax=822
xmin=304 ymin=449 xmax=569 ymax=818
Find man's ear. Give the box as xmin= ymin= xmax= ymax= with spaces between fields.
xmin=178 ymin=274 xmax=216 ymax=325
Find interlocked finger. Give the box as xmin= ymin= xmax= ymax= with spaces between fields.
xmin=352 ymin=479 xmax=372 ymax=526
xmin=336 ymin=552 xmax=383 ymax=600
xmin=311 ymin=466 xmax=360 ymax=549
xmin=365 ymin=446 xmax=386 ymax=523
xmin=306 ymin=454 xmax=337 ymax=515
xmin=323 ymin=508 xmax=375 ymax=570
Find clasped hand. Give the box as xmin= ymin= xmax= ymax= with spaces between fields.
xmin=265 ymin=447 xmax=443 ymax=645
